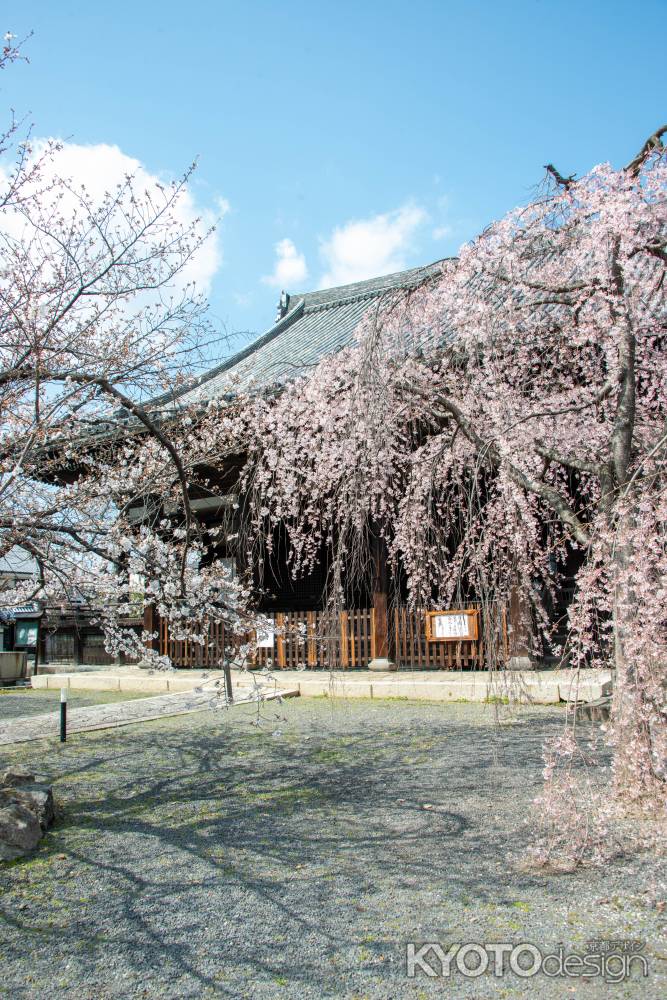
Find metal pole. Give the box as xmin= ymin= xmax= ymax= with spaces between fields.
xmin=60 ymin=687 xmax=67 ymax=742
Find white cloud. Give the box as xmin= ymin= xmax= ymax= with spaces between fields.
xmin=0 ymin=140 xmax=223 ymax=294
xmin=318 ymin=203 xmax=427 ymax=288
xmin=432 ymin=224 xmax=452 ymax=240
xmin=262 ymin=238 xmax=308 ymax=288
xmin=215 ymin=195 xmax=231 ymax=218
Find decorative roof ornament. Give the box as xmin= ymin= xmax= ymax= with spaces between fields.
xmin=276 ymin=290 xmax=290 ymax=322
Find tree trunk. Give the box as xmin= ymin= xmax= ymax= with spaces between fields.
xmin=610 ymin=519 xmax=665 ymax=801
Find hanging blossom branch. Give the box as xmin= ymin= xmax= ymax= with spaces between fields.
xmin=192 ymin=130 xmax=667 ymax=837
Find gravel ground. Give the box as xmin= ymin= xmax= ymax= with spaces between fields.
xmin=0 ymin=697 xmax=664 ymax=999
xmin=0 ymin=688 xmax=155 ymax=721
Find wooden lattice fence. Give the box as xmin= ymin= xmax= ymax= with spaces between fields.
xmin=159 ymin=605 xmax=494 ymax=670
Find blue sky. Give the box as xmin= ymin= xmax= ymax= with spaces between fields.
xmin=3 ymin=0 xmax=666 ymax=351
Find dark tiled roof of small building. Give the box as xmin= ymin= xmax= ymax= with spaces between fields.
xmin=163 ymin=260 xmax=446 ymax=408
xmin=0 ymin=546 xmax=38 ymax=578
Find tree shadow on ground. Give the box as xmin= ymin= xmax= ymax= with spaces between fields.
xmin=0 ymin=701 xmax=611 ymax=997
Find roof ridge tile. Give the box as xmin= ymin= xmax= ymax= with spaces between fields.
xmin=163 ymin=259 xmax=448 ymax=407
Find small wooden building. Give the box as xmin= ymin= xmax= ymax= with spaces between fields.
xmin=0 ymin=548 xmax=142 ymax=670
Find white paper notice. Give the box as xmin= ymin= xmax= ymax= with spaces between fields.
xmin=432 ymin=613 xmax=470 ymax=639
xmin=256 ymin=621 xmax=275 ymax=649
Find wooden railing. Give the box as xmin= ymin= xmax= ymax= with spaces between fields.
xmin=159 ymin=619 xmax=228 ymax=669
xmin=393 ymin=606 xmax=483 ymax=669
xmin=159 ymin=605 xmax=488 ymax=670
xmin=252 ymin=608 xmax=374 ymax=668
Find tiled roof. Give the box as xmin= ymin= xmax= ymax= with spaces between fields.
xmin=161 ymin=260 xmax=446 ymax=408
xmin=0 ymin=547 xmax=38 ymax=578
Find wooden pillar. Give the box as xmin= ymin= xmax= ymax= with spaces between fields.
xmin=143 ymin=603 xmax=161 ymax=657
xmin=307 ymin=611 xmax=317 ymax=667
xmin=275 ymin=612 xmax=286 ymax=668
xmin=339 ymin=611 xmax=350 ymax=668
xmin=73 ymin=629 xmax=83 ymax=667
xmin=368 ymin=534 xmax=396 ymax=670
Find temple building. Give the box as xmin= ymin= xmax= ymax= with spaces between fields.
xmin=141 ymin=261 xmax=518 ymax=671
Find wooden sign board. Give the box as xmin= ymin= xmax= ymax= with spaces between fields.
xmin=426 ymin=610 xmax=479 ymax=642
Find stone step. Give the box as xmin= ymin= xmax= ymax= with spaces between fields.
xmin=575 ymin=695 xmax=612 ymax=722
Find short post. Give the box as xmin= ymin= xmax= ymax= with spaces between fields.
xmin=60 ymin=687 xmax=67 ymax=742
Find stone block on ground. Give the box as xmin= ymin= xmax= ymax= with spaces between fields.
xmin=297 ymin=678 xmax=374 ymax=699
xmin=0 ymin=770 xmax=55 ymax=861
xmin=368 ymin=658 xmax=397 ymax=672
xmin=0 ymin=785 xmax=55 ymax=832
xmin=68 ymin=674 xmax=120 ymax=691
xmin=336 ymin=681 xmax=374 ymax=699
xmin=575 ymin=696 xmax=612 ymax=722
xmin=512 ymin=680 xmax=562 ymax=704
xmin=41 ymin=674 xmax=72 ymax=689
xmin=167 ymin=677 xmax=206 ymax=692
xmin=372 ymin=680 xmax=486 ymax=702
xmin=0 ymin=802 xmax=41 ymax=855
xmin=561 ymin=679 xmax=613 ymax=703
xmin=118 ymin=676 xmax=170 ymax=693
